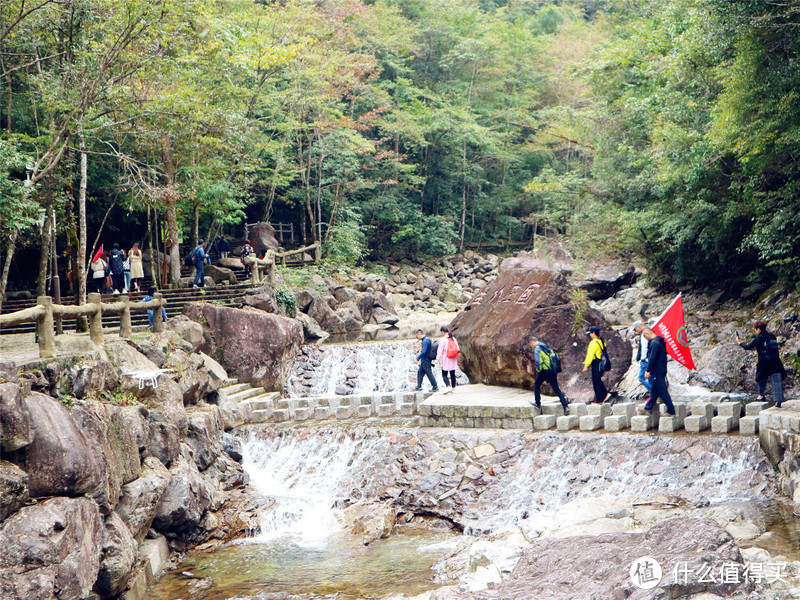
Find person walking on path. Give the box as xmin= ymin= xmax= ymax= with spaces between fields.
xmin=129 ymin=243 xmax=144 ymax=292
xmin=582 ymin=326 xmax=612 ymax=404
xmin=640 ymin=327 xmax=676 ymax=416
xmin=436 ymin=325 xmax=459 ymax=394
xmin=632 ymin=320 xmax=652 ymax=400
xmin=108 ymin=243 xmax=126 ymax=294
xmin=192 ymin=239 xmax=209 ymax=288
xmin=737 ymin=320 xmax=786 ymax=407
xmin=414 ymin=329 xmax=439 ymax=393
xmin=241 ymin=239 xmax=254 ymax=279
xmin=218 ymin=235 xmax=230 ymax=259
xmin=529 ymin=337 xmax=570 ymax=415
xmin=91 ymin=254 xmax=107 ymax=294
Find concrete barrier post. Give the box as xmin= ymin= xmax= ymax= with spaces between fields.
xmin=153 ymin=293 xmax=165 ymax=332
xmin=88 ymin=292 xmax=104 ymax=344
xmin=120 ymin=294 xmax=132 ymax=338
xmin=37 ymin=296 xmax=56 ymax=358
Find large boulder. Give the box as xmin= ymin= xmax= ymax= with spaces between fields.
xmin=71 ymin=360 xmax=118 ymax=399
xmin=147 ymin=414 xmax=181 ymax=467
xmin=462 ymin=518 xmax=750 ymax=600
xmin=94 ymin=512 xmax=137 ymax=598
xmin=152 ymin=445 xmax=213 ymax=535
xmin=238 ymin=289 xmax=278 ymax=313
xmin=569 ymin=261 xmax=637 ymax=301
xmin=336 ymin=302 xmax=364 ymax=332
xmin=249 ymin=222 xmax=280 ymax=255
xmin=0 ymin=383 xmax=34 ymax=452
xmin=115 ymin=456 xmax=172 ymax=543
xmin=0 ymin=497 xmax=104 ymax=600
xmin=18 ymin=392 xmax=105 ymax=499
xmin=296 ymin=289 xmax=347 ymax=335
xmin=185 ymin=407 xmax=224 ymax=471
xmin=205 ymin=263 xmax=237 ymax=284
xmin=218 ymin=256 xmax=245 ymax=270
xmin=450 ymin=267 xmax=631 ymax=403
xmin=167 ymin=315 xmax=205 ymax=352
xmin=690 ymin=343 xmax=751 ymax=393
xmin=183 ymin=303 xmax=303 ymax=391
xmin=296 ymin=311 xmax=328 ymax=341
xmin=0 ymin=461 xmax=28 ymax=521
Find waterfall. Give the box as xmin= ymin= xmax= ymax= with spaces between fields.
xmin=242 ymin=431 xmax=392 ymax=548
xmin=287 ymin=340 xmax=467 ymax=398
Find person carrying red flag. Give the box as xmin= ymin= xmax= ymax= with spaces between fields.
xmin=652 ymin=294 xmax=696 ymax=370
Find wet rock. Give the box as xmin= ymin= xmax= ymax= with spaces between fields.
xmin=0 ymin=461 xmax=28 ymax=521
xmin=297 ymin=289 xmax=347 ymax=335
xmin=297 ymin=311 xmax=328 ymax=341
xmin=222 ymin=433 xmax=243 ymax=462
xmin=19 ymin=392 xmax=104 ymax=500
xmin=450 ymin=267 xmax=631 ymax=403
xmin=183 ymin=303 xmax=303 ymax=391
xmin=342 ymin=501 xmax=396 ymax=545
xmin=95 ymin=512 xmax=137 ymax=598
xmin=0 ymin=382 xmax=34 ymax=452
xmin=463 ymin=518 xmax=750 ymax=600
xmin=153 ymin=445 xmax=213 ymax=535
xmin=115 ymin=456 xmax=172 ymax=543
xmin=0 ymin=497 xmax=103 ymax=600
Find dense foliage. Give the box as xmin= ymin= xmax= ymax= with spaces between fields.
xmin=1 ymin=0 xmax=800 ymax=298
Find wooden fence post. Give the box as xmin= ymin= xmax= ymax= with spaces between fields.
xmin=88 ymin=292 xmax=104 ymax=345
xmin=119 ymin=295 xmax=132 ymax=338
xmin=313 ymin=244 xmax=321 ymax=262
xmin=252 ymin=260 xmax=261 ymax=284
xmin=153 ymin=293 xmax=164 ymax=332
xmin=37 ymin=296 xmax=56 ymax=359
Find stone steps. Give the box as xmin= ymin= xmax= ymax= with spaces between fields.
xmin=418 ymin=385 xmax=772 ymax=436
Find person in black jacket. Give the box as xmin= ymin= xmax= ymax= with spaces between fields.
xmin=640 ymin=328 xmax=676 ymax=416
xmin=108 ymin=243 xmax=126 ymax=294
xmin=413 ymin=329 xmax=439 ymax=393
xmin=737 ymin=320 xmax=786 ymax=407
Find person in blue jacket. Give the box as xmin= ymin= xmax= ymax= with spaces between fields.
xmin=141 ymin=286 xmax=167 ymax=329
xmin=413 ymin=329 xmax=439 ymax=392
xmin=192 ymin=239 xmax=209 ymax=288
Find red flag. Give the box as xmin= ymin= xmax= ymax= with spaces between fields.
xmin=652 ymin=293 xmax=696 ymax=370
xmin=91 ymin=245 xmax=104 ymax=263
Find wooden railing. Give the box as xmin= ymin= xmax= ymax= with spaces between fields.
xmin=243 ymin=243 xmax=321 ymax=285
xmin=0 ymin=292 xmax=166 ymax=359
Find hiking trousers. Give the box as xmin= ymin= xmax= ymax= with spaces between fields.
xmin=534 ymin=370 xmax=568 ymax=408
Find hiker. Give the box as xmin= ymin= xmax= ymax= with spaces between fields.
xmin=737 ymin=320 xmax=786 ymax=407
xmin=413 ymin=329 xmax=439 ymax=393
xmin=91 ymin=253 xmax=108 ymax=293
xmin=529 ymin=337 xmax=569 ymax=415
xmin=129 ymin=243 xmax=144 ymax=292
xmin=192 ymin=239 xmax=209 ymax=288
xmin=218 ymin=235 xmax=230 ymax=259
xmin=582 ymin=326 xmax=612 ymax=404
xmin=241 ymin=239 xmax=254 ymax=278
xmin=141 ymin=286 xmax=167 ymax=329
xmin=640 ymin=327 xmax=676 ymax=416
xmin=436 ymin=325 xmax=459 ymax=394
xmin=632 ymin=320 xmax=652 ymax=399
xmin=108 ymin=243 xmax=126 ymax=294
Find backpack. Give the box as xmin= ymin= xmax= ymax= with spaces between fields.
xmin=598 ymin=341 xmax=612 ymax=373
xmin=185 ymin=249 xmax=196 ymax=267
xmin=765 ymin=335 xmax=780 ymax=361
xmin=549 ymin=350 xmax=562 ymax=374
xmin=446 ymin=337 xmax=460 ymax=359
xmin=427 ymin=338 xmax=439 ymax=361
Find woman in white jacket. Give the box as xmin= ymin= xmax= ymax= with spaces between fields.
xmin=436 ymin=325 xmax=460 ymax=394
xmin=91 ymin=256 xmax=108 ymax=293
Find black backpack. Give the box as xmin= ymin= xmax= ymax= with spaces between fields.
xmin=598 ymin=341 xmax=612 ymax=372
xmin=427 ymin=338 xmax=439 ymax=361
xmin=549 ymin=350 xmax=563 ymax=374
xmin=765 ymin=334 xmax=780 ymax=361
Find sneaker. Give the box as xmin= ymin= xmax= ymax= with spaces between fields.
xmin=112 ymin=289 xmax=120 ymax=295
xmin=413 ymin=387 xmax=422 ymax=392
xmin=563 ymin=406 xmax=570 ymax=416
xmin=638 ymin=407 xmax=652 ymax=415
xmin=431 ymin=388 xmax=439 ymax=393
xmin=445 ymin=388 xmax=453 ymax=395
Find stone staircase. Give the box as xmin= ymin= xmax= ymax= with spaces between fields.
xmin=418 ymin=384 xmax=774 ymax=436
xmin=217 ymin=380 xmax=281 ymax=423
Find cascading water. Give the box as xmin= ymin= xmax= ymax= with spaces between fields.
xmin=242 ymin=431 xmax=392 ymax=547
xmin=287 ymin=340 xmax=468 ymax=398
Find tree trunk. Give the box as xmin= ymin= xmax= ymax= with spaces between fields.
xmin=77 ymin=133 xmax=88 ymax=305
xmin=0 ymin=227 xmax=18 ymax=313
xmin=37 ymin=182 xmax=54 ymax=298
xmin=459 ymin=140 xmax=467 ymax=253
xmin=161 ymin=136 xmax=181 ymax=287
xmin=192 ymin=204 xmax=199 ymax=248
xmin=146 ymin=206 xmax=156 ymax=290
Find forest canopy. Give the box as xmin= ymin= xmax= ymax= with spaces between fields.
xmin=1 ymin=0 xmax=799 ymax=301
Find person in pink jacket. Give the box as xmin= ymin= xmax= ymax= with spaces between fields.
xmin=436 ymin=326 xmax=460 ymax=394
